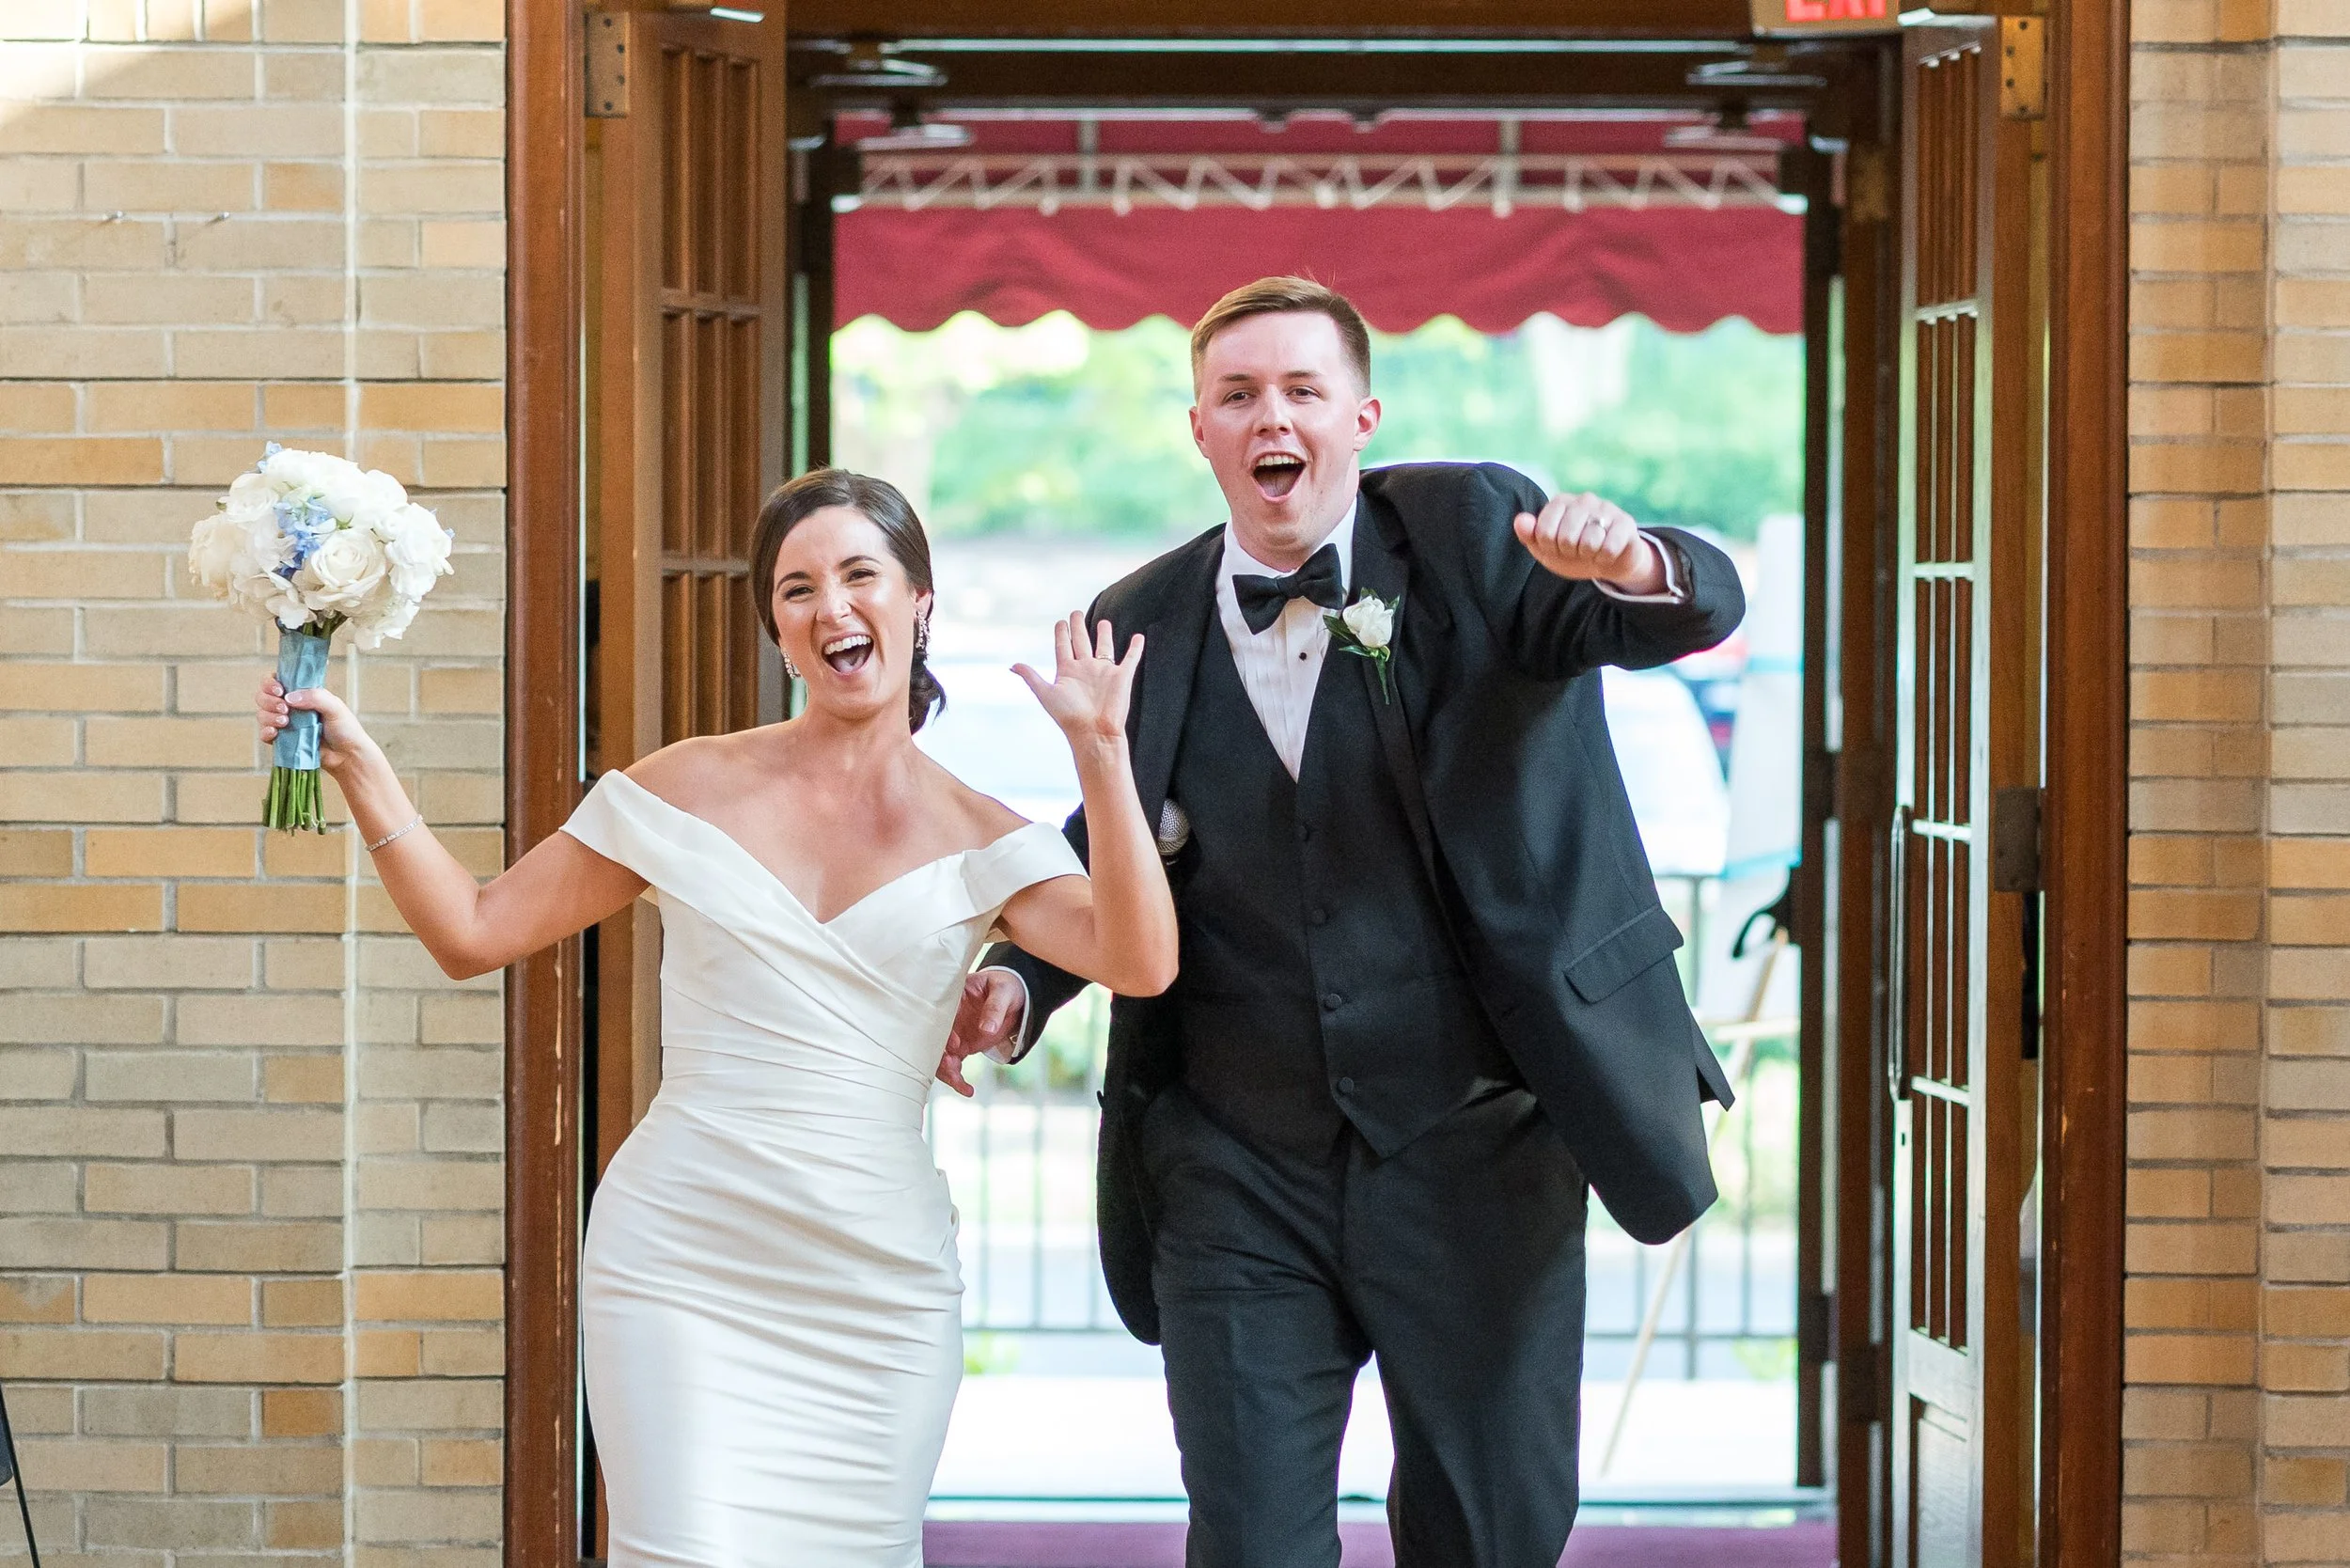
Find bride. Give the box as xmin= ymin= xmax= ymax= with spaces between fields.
xmin=255 ymin=467 xmax=1177 ymax=1567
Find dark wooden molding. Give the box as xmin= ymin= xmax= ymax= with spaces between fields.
xmin=504 ymin=2 xmax=586 ymax=1566
xmin=791 ymin=0 xmax=1752 ymax=39
xmin=2040 ymin=0 xmax=2129 ymax=1560
xmin=796 ymin=45 xmax=1822 ymax=114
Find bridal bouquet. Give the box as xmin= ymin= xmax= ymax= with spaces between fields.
xmin=186 ymin=445 xmax=454 ymax=831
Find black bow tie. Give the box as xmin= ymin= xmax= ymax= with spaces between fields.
xmin=1232 ymin=543 xmax=1345 ymax=635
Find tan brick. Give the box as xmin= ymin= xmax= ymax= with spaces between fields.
xmin=353 ymin=1270 xmax=499 ymax=1323
xmin=418 ymin=1437 xmax=499 ymax=1488
xmin=0 ymin=1328 xmax=167 ymax=1382
xmin=2265 ymin=1343 xmax=2350 ymax=1392
xmin=83 ymin=934 xmax=255 ymax=990
xmin=83 ymin=1274 xmax=251 ymax=1326
xmin=358 ymin=380 xmax=502 ymax=433
xmin=260 ymin=829 xmax=349 ymax=878
xmin=0 ymin=1278 xmax=73 ymax=1325
xmin=81 ymin=1385 xmax=250 ymax=1439
xmin=0 ymin=829 xmax=72 ymax=877
xmin=259 ymin=1278 xmax=342 ymax=1328
xmin=2270 ymin=1172 xmax=2350 ymax=1224
xmin=0 ymin=774 xmax=164 ymax=823
xmin=179 ymin=994 xmax=345 ymax=1047
xmin=0 ymin=106 xmax=166 ymax=155
xmin=264 ymin=1054 xmax=347 ymax=1105
xmin=2269 ymin=1117 xmax=2350 ymax=1168
xmin=259 ymin=1387 xmax=338 ymax=1438
xmin=2123 ymin=1440 xmax=2255 ymax=1497
xmin=2266 ymin=1457 xmax=2349 ymax=1509
xmin=87 ymin=1163 xmax=256 ymax=1216
xmin=419 ymin=1326 xmax=499 ymax=1375
xmin=83 ymin=1495 xmax=261 ymax=1550
xmin=173 ymin=1107 xmax=342 ymax=1162
xmin=173 ymin=1331 xmax=343 ymax=1384
xmin=0 ymin=1106 xmax=166 ymax=1157
xmin=260 ymin=382 xmax=342 ymax=431
xmin=0 ymin=660 xmax=165 ymax=711
xmin=12 ymin=1438 xmax=168 ymax=1494
xmin=356 ymin=1328 xmax=419 ymax=1376
xmin=175 ymin=1219 xmax=340 ymax=1273
xmin=178 ymin=884 xmax=348 ymax=933
xmin=2124 ymin=1333 xmax=2256 ymax=1385
xmin=0 ymin=715 xmax=74 ymax=765
xmin=0 ymin=1215 xmax=169 ymax=1270
xmin=84 ymin=1049 xmax=255 ymax=1104
xmin=176 ymin=1442 xmax=343 ymax=1496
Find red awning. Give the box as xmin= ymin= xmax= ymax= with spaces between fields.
xmin=833 ymin=116 xmax=1805 ymax=337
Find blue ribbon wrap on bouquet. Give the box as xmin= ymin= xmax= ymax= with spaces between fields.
xmin=273 ymin=627 xmax=331 ymax=770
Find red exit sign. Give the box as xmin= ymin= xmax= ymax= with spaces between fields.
xmin=1751 ymin=0 xmax=1900 ymax=32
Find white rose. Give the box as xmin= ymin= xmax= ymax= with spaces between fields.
xmin=316 ymin=460 xmax=376 ymax=525
xmin=380 ymin=504 xmax=454 ymax=601
xmin=261 ymin=447 xmax=328 ymax=495
xmin=222 ymin=511 xmax=298 ymax=622
xmin=188 ymin=510 xmax=248 ymax=592
xmin=292 ymin=525 xmax=388 ymax=617
xmin=351 ymin=596 xmax=418 ymax=650
xmin=1340 ymin=596 xmax=1394 ymax=651
xmin=356 ymin=469 xmax=409 ymax=520
xmin=227 ymin=471 xmax=278 ymax=510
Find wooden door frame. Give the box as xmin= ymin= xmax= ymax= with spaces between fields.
xmin=502 ymin=5 xmax=2130 ymax=1564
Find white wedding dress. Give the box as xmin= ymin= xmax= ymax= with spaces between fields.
xmin=562 ymin=770 xmax=1084 ymax=1567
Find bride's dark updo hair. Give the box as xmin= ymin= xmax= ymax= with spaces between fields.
xmin=749 ymin=468 xmax=946 ymax=733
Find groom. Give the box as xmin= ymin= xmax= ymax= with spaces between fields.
xmin=949 ymin=277 xmax=1744 ymax=1566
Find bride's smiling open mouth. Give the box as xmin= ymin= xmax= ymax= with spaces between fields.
xmin=821 ymin=632 xmax=875 ymax=675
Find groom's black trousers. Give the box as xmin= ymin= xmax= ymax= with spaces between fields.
xmin=1139 ymin=1084 xmax=1589 ymax=1568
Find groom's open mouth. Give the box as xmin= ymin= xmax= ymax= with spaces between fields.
xmin=1251 ymin=453 xmax=1306 ymax=502
xmin=821 ymin=633 xmax=873 ymax=675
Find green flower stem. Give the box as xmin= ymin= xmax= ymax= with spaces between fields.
xmin=264 ymin=765 xmax=327 ymax=833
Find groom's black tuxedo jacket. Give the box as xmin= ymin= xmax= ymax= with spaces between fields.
xmin=985 ymin=462 xmax=1746 ymax=1343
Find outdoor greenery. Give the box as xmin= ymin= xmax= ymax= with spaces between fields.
xmin=832 ymin=310 xmax=1804 ymax=544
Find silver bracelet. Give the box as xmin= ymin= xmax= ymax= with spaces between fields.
xmin=363 ymin=813 xmax=425 ymax=854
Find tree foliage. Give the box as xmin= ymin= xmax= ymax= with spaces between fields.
xmin=831 ymin=311 xmax=1802 ymax=543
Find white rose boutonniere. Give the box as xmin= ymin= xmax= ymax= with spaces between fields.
xmin=1325 ymin=590 xmax=1402 ymax=703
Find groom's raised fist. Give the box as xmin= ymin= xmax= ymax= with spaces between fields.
xmin=1513 ymin=492 xmax=1667 ymax=595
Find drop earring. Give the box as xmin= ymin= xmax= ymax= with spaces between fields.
xmin=915 ymin=618 xmax=931 ymax=659
xmin=782 ymin=651 xmax=801 ymax=682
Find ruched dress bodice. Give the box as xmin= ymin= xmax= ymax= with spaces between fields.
xmin=561 ymin=770 xmax=1084 ymax=1568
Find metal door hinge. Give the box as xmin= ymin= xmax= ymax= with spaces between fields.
xmin=1999 ymin=16 xmax=2045 ymax=121
xmin=587 ymin=11 xmax=630 ymax=119
xmin=1992 ymin=786 xmax=2043 ymax=893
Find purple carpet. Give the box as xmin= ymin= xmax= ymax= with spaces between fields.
xmin=922 ymin=1520 xmax=1837 ymax=1567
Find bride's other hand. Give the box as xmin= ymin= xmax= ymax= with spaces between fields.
xmin=1013 ymin=612 xmax=1142 ymax=746
xmin=256 ymin=675 xmax=376 ymax=772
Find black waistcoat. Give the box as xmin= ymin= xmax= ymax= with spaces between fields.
xmin=1167 ymin=619 xmax=1514 ymax=1158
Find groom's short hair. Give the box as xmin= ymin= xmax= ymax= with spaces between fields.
xmin=1190 ymin=276 xmax=1372 ymax=394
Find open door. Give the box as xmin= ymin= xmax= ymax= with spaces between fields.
xmin=1885 ymin=19 xmax=2043 ymax=1568
xmin=588 ymin=0 xmax=791 ymax=1174
xmin=583 ymin=2 xmax=791 ymax=1551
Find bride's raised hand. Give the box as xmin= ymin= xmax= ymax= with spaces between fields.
xmin=1013 ymin=611 xmax=1142 ymax=745
xmin=256 ymin=674 xmax=377 ymax=773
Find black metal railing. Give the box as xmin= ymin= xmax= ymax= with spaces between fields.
xmin=928 ymin=873 xmax=1798 ymax=1378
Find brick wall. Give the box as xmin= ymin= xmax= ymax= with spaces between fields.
xmin=2260 ymin=2 xmax=2350 ymax=1560
xmin=2128 ymin=1 xmax=2350 ymax=1565
xmin=0 ymin=3 xmax=507 ymax=1564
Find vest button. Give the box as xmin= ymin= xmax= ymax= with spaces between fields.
xmin=1309 ymin=906 xmax=1330 ymax=926
xmin=1336 ymin=1076 xmax=1355 ymax=1096
xmin=1296 ymin=823 xmax=1313 ymax=843
xmin=1323 ymin=992 xmax=1343 ymax=1011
